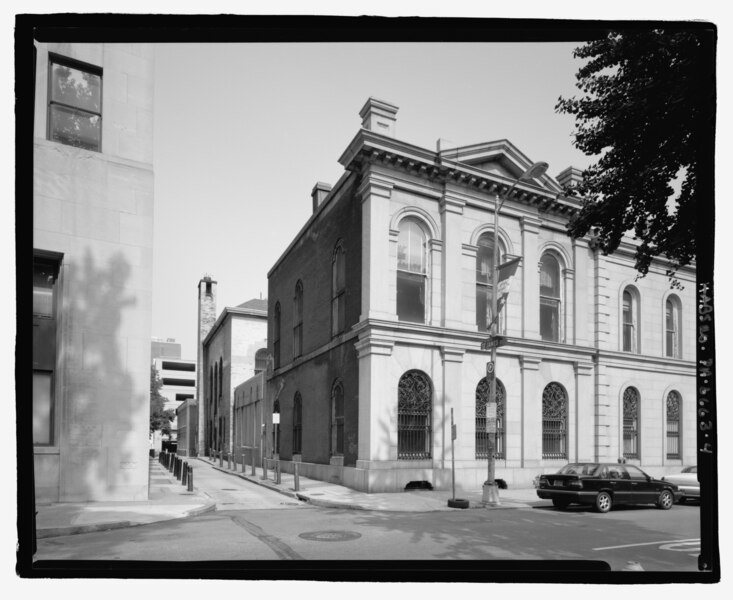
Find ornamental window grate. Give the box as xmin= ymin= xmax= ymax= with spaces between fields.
xmin=623 ymin=387 xmax=640 ymax=459
xmin=542 ymin=382 xmax=567 ymax=459
xmin=397 ymin=370 xmax=432 ymax=460
xmin=475 ymin=378 xmax=505 ymax=459
xmin=666 ymin=391 xmax=681 ymax=459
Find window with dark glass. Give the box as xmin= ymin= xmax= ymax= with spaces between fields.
xmin=33 ymin=254 xmax=61 ymax=446
xmin=397 ymin=219 xmax=428 ymax=323
xmin=48 ymin=55 xmax=102 ymax=151
xmin=293 ymin=281 xmax=303 ymax=358
xmin=622 ymin=290 xmax=635 ymax=351
xmin=475 ymin=378 xmax=505 ymax=459
xmin=331 ymin=380 xmax=344 ymax=456
xmin=397 ymin=370 xmax=432 ymax=459
xmin=666 ymin=391 xmax=681 ymax=459
xmin=623 ymin=387 xmax=640 ymax=459
xmin=542 ymin=382 xmax=567 ymax=459
xmin=539 ymin=253 xmax=561 ymax=342
xmin=332 ymin=244 xmax=346 ymax=336
xmin=273 ymin=302 xmax=281 ymax=369
xmin=476 ymin=233 xmax=505 ymax=333
xmin=292 ymin=393 xmax=303 ymax=455
xmin=666 ymin=297 xmax=681 ymax=358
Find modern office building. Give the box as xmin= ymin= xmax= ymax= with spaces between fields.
xmin=151 ymin=353 xmax=196 ymax=450
xmin=32 ymin=42 xmax=155 ymax=502
xmin=263 ymin=97 xmax=696 ymax=493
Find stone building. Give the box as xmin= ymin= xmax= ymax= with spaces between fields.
xmin=264 ymin=97 xmax=696 ymax=493
xmin=32 ymin=42 xmax=155 ymax=502
xmin=195 ymin=276 xmax=268 ymax=458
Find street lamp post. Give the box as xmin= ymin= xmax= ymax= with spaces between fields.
xmin=482 ymin=161 xmax=548 ymax=506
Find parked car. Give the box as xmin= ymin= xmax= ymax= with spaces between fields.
xmin=661 ymin=466 xmax=699 ymax=503
xmin=536 ymin=462 xmax=680 ymax=513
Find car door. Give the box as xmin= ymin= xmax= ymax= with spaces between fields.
xmin=624 ymin=465 xmax=657 ymax=504
xmin=603 ymin=465 xmax=631 ymax=503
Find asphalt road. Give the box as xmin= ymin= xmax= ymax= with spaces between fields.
xmin=34 ymin=470 xmax=701 ymax=573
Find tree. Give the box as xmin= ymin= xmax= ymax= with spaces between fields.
xmin=556 ymin=28 xmax=713 ymax=284
xmin=150 ymin=365 xmax=175 ymax=436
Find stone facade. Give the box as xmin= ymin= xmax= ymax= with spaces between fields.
xmin=32 ymin=42 xmax=155 ymax=502
xmin=264 ymin=97 xmax=696 ymax=493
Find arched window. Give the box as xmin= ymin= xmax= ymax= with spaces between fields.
xmin=397 ymin=370 xmax=432 ymax=459
xmin=272 ymin=399 xmax=280 ymax=455
xmin=293 ymin=281 xmax=303 ymax=358
xmin=332 ymin=243 xmax=346 ymax=336
xmin=292 ymin=392 xmax=302 ymax=455
xmin=542 ymin=382 xmax=567 ymax=459
xmin=209 ymin=366 xmax=214 ymax=413
xmin=475 ymin=378 xmax=506 ymax=459
xmin=254 ymin=348 xmax=267 ymax=375
xmin=213 ymin=362 xmax=218 ymax=414
xmin=623 ymin=387 xmax=640 ymax=459
xmin=665 ymin=296 xmax=681 ymax=358
xmin=666 ymin=391 xmax=681 ymax=459
xmin=539 ymin=253 xmax=562 ymax=342
xmin=331 ymin=380 xmax=344 ymax=456
xmin=622 ymin=287 xmax=640 ymax=353
xmin=273 ymin=302 xmax=281 ymax=369
xmin=476 ymin=232 xmax=505 ymax=333
xmin=218 ymin=357 xmax=223 ymax=399
xmin=397 ymin=218 xmax=428 ymax=323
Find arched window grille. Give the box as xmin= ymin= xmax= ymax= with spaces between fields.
xmin=292 ymin=392 xmax=302 ymax=455
xmin=397 ymin=370 xmax=432 ymax=459
xmin=331 ymin=380 xmax=344 ymax=456
xmin=666 ymin=391 xmax=681 ymax=459
xmin=397 ymin=218 xmax=428 ymax=323
xmin=332 ymin=244 xmax=346 ymax=336
xmin=622 ymin=287 xmax=639 ymax=353
xmin=293 ymin=281 xmax=303 ymax=358
xmin=272 ymin=399 xmax=280 ymax=455
xmin=475 ymin=377 xmax=506 ymax=459
xmin=542 ymin=382 xmax=568 ymax=459
xmin=476 ymin=233 xmax=505 ymax=333
xmin=254 ymin=348 xmax=267 ymax=375
xmin=273 ymin=302 xmax=281 ymax=369
xmin=539 ymin=253 xmax=562 ymax=342
xmin=665 ymin=296 xmax=681 ymax=358
xmin=623 ymin=387 xmax=640 ymax=459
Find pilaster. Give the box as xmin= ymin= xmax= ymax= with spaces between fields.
xmin=563 ymin=268 xmax=575 ymax=344
xmin=520 ymin=216 xmax=541 ymax=340
xmin=519 ymin=355 xmax=541 ymax=467
xmin=572 ymin=238 xmax=591 ymax=346
xmin=439 ymin=191 xmax=465 ymax=330
xmin=440 ymin=347 xmax=465 ymax=466
xmin=573 ymin=361 xmax=595 ymax=461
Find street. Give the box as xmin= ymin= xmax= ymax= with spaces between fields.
xmin=34 ymin=459 xmax=701 ymax=572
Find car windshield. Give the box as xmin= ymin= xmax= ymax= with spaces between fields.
xmin=558 ymin=464 xmax=599 ymax=475
xmin=682 ymin=466 xmax=697 ymax=473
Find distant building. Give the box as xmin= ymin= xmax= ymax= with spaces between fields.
xmin=32 ymin=42 xmax=155 ymax=502
xmin=151 ymin=337 xmax=182 ymax=360
xmin=151 ymin=353 xmax=196 ymax=451
xmin=195 ymin=276 xmax=268 ymax=457
xmin=263 ymin=97 xmax=696 ymax=493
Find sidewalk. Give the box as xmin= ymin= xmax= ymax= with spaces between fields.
xmin=35 ymin=454 xmax=543 ymax=539
xmin=199 ymin=455 xmax=541 ymax=512
xmin=35 ymin=456 xmax=216 ymax=539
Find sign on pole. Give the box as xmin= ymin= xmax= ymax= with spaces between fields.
xmin=486 ymin=361 xmax=495 ymax=380
xmin=486 ymin=403 xmax=497 ymax=420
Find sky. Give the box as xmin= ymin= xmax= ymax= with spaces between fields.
xmin=152 ymin=40 xmax=598 ymax=358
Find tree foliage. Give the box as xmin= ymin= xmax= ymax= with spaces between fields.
xmin=150 ymin=365 xmax=175 ymax=435
xmin=556 ymin=29 xmax=713 ymax=283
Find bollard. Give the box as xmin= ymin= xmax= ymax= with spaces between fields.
xmin=176 ymin=458 xmax=183 ymax=481
xmin=168 ymin=453 xmax=174 ymax=473
xmin=187 ymin=465 xmax=193 ymax=492
xmin=293 ymin=461 xmax=300 ymax=492
xmin=182 ymin=461 xmax=188 ymax=486
xmin=251 ymin=449 xmax=256 ymax=476
xmin=173 ymin=456 xmax=178 ymax=478
xmin=228 ymin=453 xmax=232 ymax=470
xmin=219 ymin=450 xmax=223 ymax=468
xmin=262 ymin=457 xmax=268 ymax=481
xmin=276 ymin=460 xmax=281 ymax=485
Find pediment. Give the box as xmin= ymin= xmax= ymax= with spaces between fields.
xmin=442 ymin=140 xmax=564 ymax=194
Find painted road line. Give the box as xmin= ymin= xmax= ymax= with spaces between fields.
xmin=593 ymin=538 xmax=699 ymax=551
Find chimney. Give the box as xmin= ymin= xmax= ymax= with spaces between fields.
xmin=311 ymin=182 xmax=332 ymax=213
xmin=359 ymin=97 xmax=398 ymax=138
xmin=556 ymin=166 xmax=583 ymax=189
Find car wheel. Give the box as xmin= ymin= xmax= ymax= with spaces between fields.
xmin=657 ymin=489 xmax=674 ymax=510
xmin=552 ymin=498 xmax=570 ymax=509
xmin=595 ymin=491 xmax=612 ymax=513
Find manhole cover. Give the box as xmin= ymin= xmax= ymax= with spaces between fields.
xmin=299 ymin=530 xmax=362 ymax=542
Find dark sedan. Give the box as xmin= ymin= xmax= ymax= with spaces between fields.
xmin=536 ymin=463 xmax=680 ymax=513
